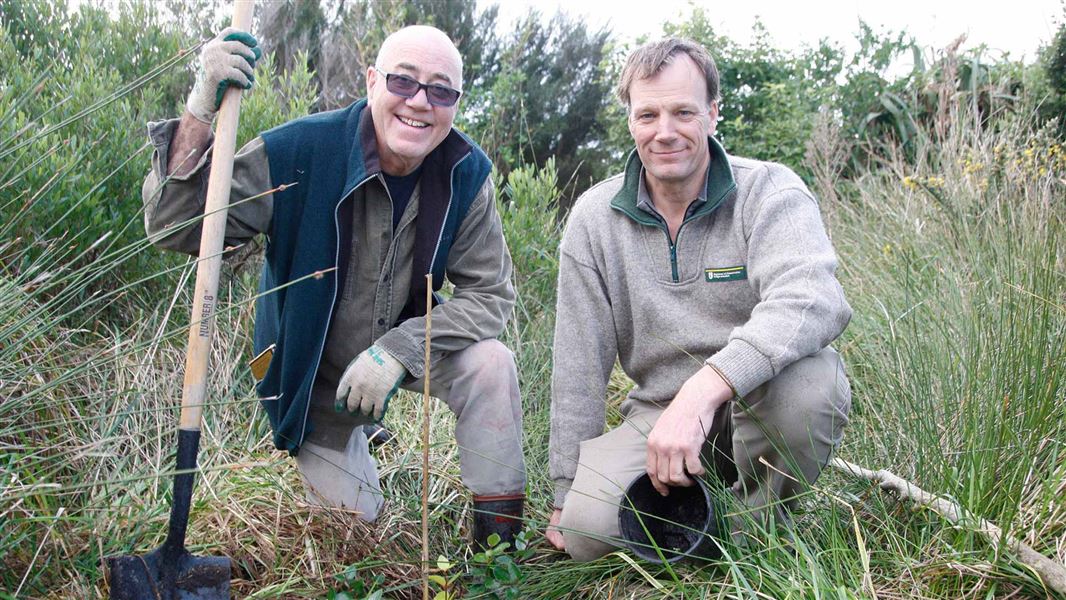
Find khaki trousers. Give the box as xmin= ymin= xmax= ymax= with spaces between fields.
xmin=558 ymin=347 xmax=851 ymax=561
xmin=294 ymin=339 xmax=526 ymax=521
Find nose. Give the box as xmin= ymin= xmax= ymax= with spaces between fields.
xmin=405 ymin=87 xmax=431 ymax=109
xmin=653 ymin=115 xmax=678 ymax=142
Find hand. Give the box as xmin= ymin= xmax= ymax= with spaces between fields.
xmin=545 ymin=508 xmax=566 ymax=550
xmin=186 ymin=27 xmax=262 ymax=123
xmin=335 ymin=345 xmax=407 ymax=421
xmin=646 ymin=365 xmax=732 ymax=496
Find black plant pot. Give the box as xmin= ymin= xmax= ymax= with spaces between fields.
xmin=617 ymin=473 xmax=726 ymax=563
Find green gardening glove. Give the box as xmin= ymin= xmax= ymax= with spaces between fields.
xmin=185 ymin=27 xmax=262 ymax=123
xmin=335 ymin=345 xmax=407 ymax=421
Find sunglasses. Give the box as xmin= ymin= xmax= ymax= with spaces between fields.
xmin=377 ymin=70 xmax=462 ymax=107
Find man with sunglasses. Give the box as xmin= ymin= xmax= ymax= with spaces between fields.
xmin=545 ymin=38 xmax=852 ymax=559
xmin=141 ymin=25 xmax=525 ymax=549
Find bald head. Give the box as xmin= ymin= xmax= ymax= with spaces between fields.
xmin=366 ymin=25 xmax=466 ymax=175
xmin=376 ymin=25 xmax=464 ymax=91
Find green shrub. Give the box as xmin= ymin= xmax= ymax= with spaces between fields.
xmin=0 ymin=0 xmax=315 ymax=304
xmin=1040 ymin=19 xmax=1066 ymax=137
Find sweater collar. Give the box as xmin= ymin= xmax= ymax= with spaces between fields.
xmin=610 ymin=136 xmax=736 ymax=227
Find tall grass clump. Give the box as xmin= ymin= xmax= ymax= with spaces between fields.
xmin=0 ymin=7 xmax=319 ymax=596
xmin=810 ymin=100 xmax=1064 ymax=596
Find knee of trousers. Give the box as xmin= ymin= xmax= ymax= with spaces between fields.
xmin=450 ymin=339 xmax=523 ymax=432
xmin=744 ymin=348 xmax=851 ymax=457
xmin=452 ymin=339 xmax=519 ymax=392
xmin=294 ymin=437 xmax=383 ymax=522
xmin=558 ymin=488 xmax=624 ymax=562
xmin=450 ymin=341 xmax=526 ymax=496
xmin=556 ymin=446 xmax=644 ymax=561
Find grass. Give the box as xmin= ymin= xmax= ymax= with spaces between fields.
xmin=2 ymin=55 xmax=1064 ymax=600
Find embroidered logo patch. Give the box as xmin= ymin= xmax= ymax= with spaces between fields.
xmin=705 ymin=266 xmax=747 ymax=282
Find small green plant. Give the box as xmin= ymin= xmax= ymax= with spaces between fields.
xmin=428 ymin=555 xmax=462 ymax=600
xmin=466 ymin=530 xmax=536 ymax=600
xmin=325 ymin=565 xmax=385 ymax=600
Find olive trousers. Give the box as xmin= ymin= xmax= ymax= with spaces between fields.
xmin=293 ymin=339 xmax=526 ymax=521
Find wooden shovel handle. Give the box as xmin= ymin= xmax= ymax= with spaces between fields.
xmin=179 ymin=0 xmax=255 ymax=432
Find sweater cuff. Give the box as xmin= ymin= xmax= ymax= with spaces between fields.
xmin=553 ymin=478 xmax=573 ymax=509
xmin=375 ymin=328 xmax=425 ymax=379
xmin=706 ymin=339 xmax=775 ymax=398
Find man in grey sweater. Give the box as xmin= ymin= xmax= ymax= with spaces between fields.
xmin=545 ymin=38 xmax=852 ymax=560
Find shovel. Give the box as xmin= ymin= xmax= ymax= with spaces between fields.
xmin=108 ymin=1 xmax=254 ymax=598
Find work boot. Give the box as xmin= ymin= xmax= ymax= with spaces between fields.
xmin=472 ymin=494 xmax=524 ymax=551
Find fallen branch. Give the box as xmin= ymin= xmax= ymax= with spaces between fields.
xmin=829 ymin=457 xmax=1066 ymax=595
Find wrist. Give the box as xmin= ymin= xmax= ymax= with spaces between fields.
xmin=680 ymin=365 xmax=732 ymax=417
xmin=185 ymin=77 xmax=217 ymax=124
xmin=368 ymin=345 xmax=406 ymax=382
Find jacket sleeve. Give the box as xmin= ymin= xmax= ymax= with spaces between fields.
xmin=375 ymin=176 xmax=516 ymax=377
xmin=547 ymin=205 xmax=618 ymax=508
xmin=142 ymin=118 xmax=274 ymax=255
xmin=706 ymin=180 xmax=852 ymax=397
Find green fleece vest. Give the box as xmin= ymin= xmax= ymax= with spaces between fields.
xmin=255 ymin=100 xmax=492 ymax=454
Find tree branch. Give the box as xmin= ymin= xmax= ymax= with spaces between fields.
xmin=829 ymin=457 xmax=1066 ymax=596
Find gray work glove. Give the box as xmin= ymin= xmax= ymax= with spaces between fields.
xmin=336 ymin=345 xmax=407 ymax=421
xmin=186 ymin=27 xmax=262 ymax=124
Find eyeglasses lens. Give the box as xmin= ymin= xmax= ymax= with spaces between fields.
xmin=387 ymin=75 xmax=419 ymax=95
xmin=384 ymin=74 xmax=460 ymax=107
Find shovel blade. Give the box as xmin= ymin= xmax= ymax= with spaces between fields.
xmin=108 ymin=546 xmax=230 ymax=600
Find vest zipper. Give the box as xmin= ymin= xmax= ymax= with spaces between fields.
xmin=297 ymin=174 xmax=375 ymax=448
xmin=429 ymin=150 xmax=471 ymax=277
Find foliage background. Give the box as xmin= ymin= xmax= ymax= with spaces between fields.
xmin=1 ymin=0 xmax=1063 ymax=598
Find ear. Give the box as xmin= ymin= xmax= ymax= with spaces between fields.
xmin=366 ymin=66 xmax=378 ymax=99
xmin=707 ymin=101 xmax=720 ymax=135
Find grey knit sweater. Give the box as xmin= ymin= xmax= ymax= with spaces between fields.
xmin=549 ymin=138 xmax=851 ymax=507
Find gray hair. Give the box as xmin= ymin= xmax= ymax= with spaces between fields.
xmin=616 ymin=37 xmax=720 ymax=107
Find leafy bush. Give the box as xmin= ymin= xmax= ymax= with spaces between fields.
xmin=466 ymin=531 xmax=536 ymax=599
xmin=0 ymin=0 xmax=315 ymax=302
xmin=1039 ymin=18 xmax=1066 ymax=137
xmin=496 ymin=158 xmax=562 ymax=417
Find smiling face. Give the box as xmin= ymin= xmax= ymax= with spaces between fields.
xmin=627 ymin=54 xmax=718 ymax=196
xmin=367 ymin=26 xmax=464 ymax=175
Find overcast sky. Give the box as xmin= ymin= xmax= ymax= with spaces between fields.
xmin=491 ymin=0 xmax=1064 ymax=62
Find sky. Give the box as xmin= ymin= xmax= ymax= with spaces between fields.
xmin=490 ymin=0 xmax=1064 ymax=62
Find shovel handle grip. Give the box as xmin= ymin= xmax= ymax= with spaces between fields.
xmin=179 ymin=0 xmax=255 ymax=431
